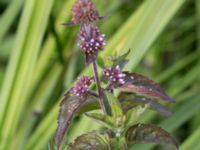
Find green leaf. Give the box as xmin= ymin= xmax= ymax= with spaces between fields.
xmin=112 ymin=49 xmax=130 ymax=69
xmin=110 ymin=137 xmax=127 ymax=150
xmin=125 ymin=123 xmax=178 ymax=149
xmin=69 ymin=132 xmax=110 ymax=150
xmin=118 ymin=72 xmax=175 ymax=103
xmin=85 ymin=113 xmax=113 ymax=128
xmin=100 ymin=50 xmax=130 ymax=70
xmin=125 ymin=105 xmax=149 ymax=127
xmin=97 ymin=56 xmax=106 ymax=69
xmin=105 ymin=92 xmax=123 ymax=118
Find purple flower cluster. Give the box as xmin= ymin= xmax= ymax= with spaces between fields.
xmin=103 ymin=66 xmax=126 ymax=85
xmin=79 ymin=25 xmax=106 ymax=55
xmin=72 ymin=0 xmax=101 ymax=24
xmin=73 ymin=76 xmax=93 ymax=97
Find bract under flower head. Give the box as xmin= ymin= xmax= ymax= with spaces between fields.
xmin=103 ymin=65 xmax=126 ymax=85
xmin=72 ymin=0 xmax=102 ymax=24
xmin=73 ymin=76 xmax=93 ymax=97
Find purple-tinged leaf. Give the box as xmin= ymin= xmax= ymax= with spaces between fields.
xmin=69 ymin=132 xmax=110 ymax=150
xmin=119 ymin=94 xmax=172 ymax=117
xmin=118 ymin=72 xmax=175 ymax=103
xmin=55 ymin=91 xmax=86 ymax=148
xmin=149 ymin=99 xmax=172 ymax=117
xmin=125 ymin=123 xmax=178 ymax=149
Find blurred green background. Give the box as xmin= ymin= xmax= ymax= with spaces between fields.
xmin=0 ymin=0 xmax=200 ymax=149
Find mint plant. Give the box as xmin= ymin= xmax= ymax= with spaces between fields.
xmin=54 ymin=0 xmax=178 ymax=149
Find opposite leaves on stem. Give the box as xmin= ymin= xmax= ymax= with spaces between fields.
xmin=55 ymin=0 xmax=178 ymax=149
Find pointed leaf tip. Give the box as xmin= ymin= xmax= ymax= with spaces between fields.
xmin=119 ymin=94 xmax=172 ymax=117
xmin=118 ymin=72 xmax=176 ymax=103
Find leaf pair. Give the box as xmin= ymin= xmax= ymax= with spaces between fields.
xmin=85 ymin=92 xmax=124 ymax=129
xmin=68 ymin=123 xmax=178 ymax=150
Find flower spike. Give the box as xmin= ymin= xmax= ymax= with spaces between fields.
xmin=103 ymin=65 xmax=126 ymax=85
xmin=71 ymin=0 xmax=103 ymax=25
xmin=73 ymin=76 xmax=93 ymax=97
xmin=79 ymin=25 xmax=106 ymax=64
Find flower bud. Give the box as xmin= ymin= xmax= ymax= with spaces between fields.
xmin=72 ymin=0 xmax=102 ymax=24
xmin=103 ymin=66 xmax=126 ymax=85
xmin=79 ymin=25 xmax=105 ymax=53
xmin=79 ymin=25 xmax=106 ymax=64
xmin=73 ymin=76 xmax=93 ymax=97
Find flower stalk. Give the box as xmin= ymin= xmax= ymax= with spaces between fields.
xmin=92 ymin=61 xmax=107 ymax=114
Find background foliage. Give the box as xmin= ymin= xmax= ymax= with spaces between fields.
xmin=0 ymin=0 xmax=200 ymax=149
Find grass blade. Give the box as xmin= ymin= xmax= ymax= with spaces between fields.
xmin=0 ymin=0 xmax=54 ymax=149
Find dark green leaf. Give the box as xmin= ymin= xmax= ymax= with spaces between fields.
xmin=69 ymin=132 xmax=110 ymax=150
xmin=112 ymin=49 xmax=130 ymax=69
xmin=55 ymin=91 xmax=86 ymax=148
xmin=76 ymin=97 xmax=99 ymax=114
xmin=118 ymin=72 xmax=175 ymax=103
xmin=125 ymin=123 xmax=178 ymax=149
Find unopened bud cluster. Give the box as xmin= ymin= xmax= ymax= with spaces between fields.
xmin=72 ymin=0 xmax=101 ymax=24
xmin=73 ymin=76 xmax=93 ymax=97
xmin=79 ymin=25 xmax=106 ymax=55
xmin=70 ymin=0 xmax=105 ymax=63
xmin=103 ymin=66 xmax=126 ymax=84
